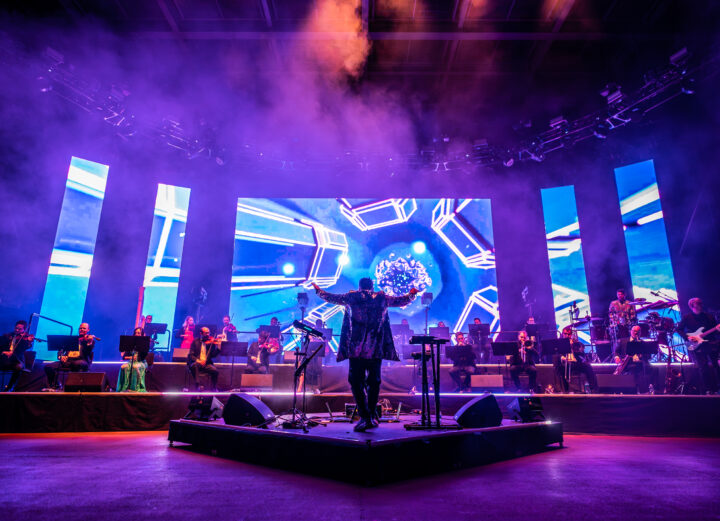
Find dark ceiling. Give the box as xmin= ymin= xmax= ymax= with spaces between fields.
xmin=2 ymin=0 xmax=719 ymax=151
xmin=6 ymin=0 xmax=719 ymax=79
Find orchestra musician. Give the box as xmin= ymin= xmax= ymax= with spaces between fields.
xmin=553 ymin=327 xmax=598 ymax=393
xmin=246 ymin=330 xmax=279 ymax=374
xmin=312 ymin=278 xmax=418 ymax=432
xmin=187 ymin=327 xmax=220 ymax=391
xmin=179 ymin=316 xmax=195 ymax=350
xmin=220 ymin=315 xmax=238 ymax=342
xmin=44 ymin=322 xmax=96 ymax=390
xmin=509 ymin=330 xmax=539 ymax=392
xmin=469 ymin=317 xmax=491 ymax=363
xmin=448 ymin=332 xmax=476 ymax=393
xmin=677 ymin=297 xmax=720 ymax=394
xmin=0 ymin=320 xmax=34 ymax=392
xmin=117 ymin=327 xmax=149 ymax=392
xmin=609 ymin=289 xmax=636 ymax=353
xmin=615 ymin=325 xmax=656 ymax=393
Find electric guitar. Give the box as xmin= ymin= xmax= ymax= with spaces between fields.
xmin=685 ymin=325 xmax=720 ymax=351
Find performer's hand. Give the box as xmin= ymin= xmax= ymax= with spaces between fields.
xmin=311 ymin=282 xmax=321 ymax=292
xmin=1 ymin=351 xmax=10 ymax=356
xmin=61 ymin=355 xmax=68 ymax=363
xmin=409 ymin=287 xmax=419 ymax=296
xmin=688 ymin=335 xmax=701 ymax=343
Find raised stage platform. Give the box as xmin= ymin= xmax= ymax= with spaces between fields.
xmin=8 ymin=360 xmax=705 ymax=394
xmin=2 ymin=391 xmax=718 ymax=437
xmin=168 ymin=415 xmax=564 ymax=485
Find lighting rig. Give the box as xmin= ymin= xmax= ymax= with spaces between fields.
xmin=2 ymin=36 xmax=718 ymax=172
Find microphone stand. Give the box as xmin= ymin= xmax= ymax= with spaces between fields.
xmin=281 ymin=330 xmax=326 ymax=432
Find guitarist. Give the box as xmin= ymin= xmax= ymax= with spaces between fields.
xmin=677 ymin=298 xmax=720 ymax=394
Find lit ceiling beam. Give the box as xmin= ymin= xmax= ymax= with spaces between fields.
xmin=133 ymin=31 xmax=672 ymax=41
xmin=155 ymin=0 xmax=180 ymax=34
xmin=530 ymin=0 xmax=576 ymax=72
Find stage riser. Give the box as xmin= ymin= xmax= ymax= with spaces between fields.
xmin=167 ymin=420 xmax=564 ymax=485
xmin=1 ymin=393 xmax=718 ymax=437
xmin=10 ymin=362 xmax=703 ymax=394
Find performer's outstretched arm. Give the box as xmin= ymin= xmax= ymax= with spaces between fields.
xmin=311 ymin=282 xmax=350 ymax=306
xmin=386 ymin=287 xmax=419 ymax=307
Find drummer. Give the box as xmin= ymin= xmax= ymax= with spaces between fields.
xmin=609 ymin=289 xmax=637 ymax=355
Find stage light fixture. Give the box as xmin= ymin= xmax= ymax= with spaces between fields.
xmin=282 ymin=263 xmax=295 ymax=275
xmin=412 ymin=241 xmax=427 ymax=254
xmin=297 ymin=292 xmax=309 ymax=308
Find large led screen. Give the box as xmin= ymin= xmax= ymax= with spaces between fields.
xmin=228 ymin=198 xmax=500 ymax=350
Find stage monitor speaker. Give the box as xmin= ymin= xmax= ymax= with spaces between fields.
xmin=507 ymin=397 xmax=545 ymax=423
xmin=470 ymin=374 xmax=504 ymax=392
xmin=184 ymin=396 xmax=224 ymax=421
xmin=64 ymin=372 xmax=106 ymax=392
xmin=453 ymin=393 xmax=502 ymax=428
xmin=172 ymin=348 xmax=190 ymax=362
xmin=223 ymin=393 xmax=275 ymax=428
xmin=596 ymin=374 xmax=636 ymax=394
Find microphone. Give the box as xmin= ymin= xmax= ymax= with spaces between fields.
xmin=650 ymin=290 xmax=660 ymax=296
xmin=292 ymin=320 xmax=324 ymax=339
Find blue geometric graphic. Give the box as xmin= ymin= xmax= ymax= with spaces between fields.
xmin=36 ymin=156 xmax=109 ymax=358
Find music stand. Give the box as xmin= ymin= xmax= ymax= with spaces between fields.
xmin=221 ymin=341 xmax=248 ymax=390
xmin=626 ymin=340 xmax=659 ymax=359
xmin=47 ymin=335 xmax=80 ymax=354
xmin=525 ymin=323 xmax=551 ymax=339
xmin=428 ymin=326 xmax=450 ymax=341
xmin=258 ymin=325 xmax=281 ymax=339
xmin=540 ymin=337 xmax=571 ymax=355
xmin=445 ymin=344 xmax=475 ymax=363
xmin=491 ymin=341 xmax=518 ymax=387
xmin=143 ymin=322 xmax=167 ymax=336
xmin=468 ymin=323 xmax=490 ymax=340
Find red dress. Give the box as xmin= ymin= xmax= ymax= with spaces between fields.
xmin=180 ymin=326 xmax=194 ymax=350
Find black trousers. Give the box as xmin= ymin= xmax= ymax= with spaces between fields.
xmin=244 ymin=363 xmax=269 ymax=374
xmin=624 ymin=360 xmax=656 ymax=393
xmin=693 ymin=347 xmax=720 ymax=394
xmin=44 ymin=359 xmax=89 ymax=388
xmin=509 ymin=363 xmax=537 ymax=390
xmin=553 ymin=357 xmax=598 ymax=392
xmin=449 ymin=364 xmax=476 ymax=390
xmin=188 ymin=362 xmax=219 ymax=389
xmin=348 ymin=358 xmax=382 ymax=420
xmin=0 ymin=354 xmax=23 ymax=390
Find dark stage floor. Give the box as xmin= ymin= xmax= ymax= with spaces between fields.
xmin=2 ymin=431 xmax=719 ymax=521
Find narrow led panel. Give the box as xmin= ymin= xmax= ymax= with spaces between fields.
xmin=541 ymin=185 xmax=591 ymax=338
xmin=140 ymin=184 xmax=191 ymax=341
xmin=614 ymin=159 xmax=679 ymax=311
xmin=35 ymin=156 xmax=109 ymax=358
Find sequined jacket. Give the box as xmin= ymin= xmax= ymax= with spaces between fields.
xmin=315 ymin=288 xmax=416 ymax=361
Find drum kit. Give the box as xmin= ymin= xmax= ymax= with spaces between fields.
xmin=567 ymin=298 xmax=682 ymax=362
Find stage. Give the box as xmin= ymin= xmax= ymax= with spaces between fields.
xmin=168 ymin=415 xmax=563 ymax=485
xmin=2 ymin=391 xmax=719 ymax=437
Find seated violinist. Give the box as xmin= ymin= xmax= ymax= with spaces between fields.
xmin=553 ymin=327 xmax=598 ymax=393
xmin=246 ymin=330 xmax=279 ymax=374
xmin=508 ymin=330 xmax=539 ymax=392
xmin=117 ymin=327 xmax=149 ymax=392
xmin=187 ymin=327 xmax=220 ymax=391
xmin=44 ymin=322 xmax=95 ymax=390
xmin=0 ymin=320 xmax=34 ymax=392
